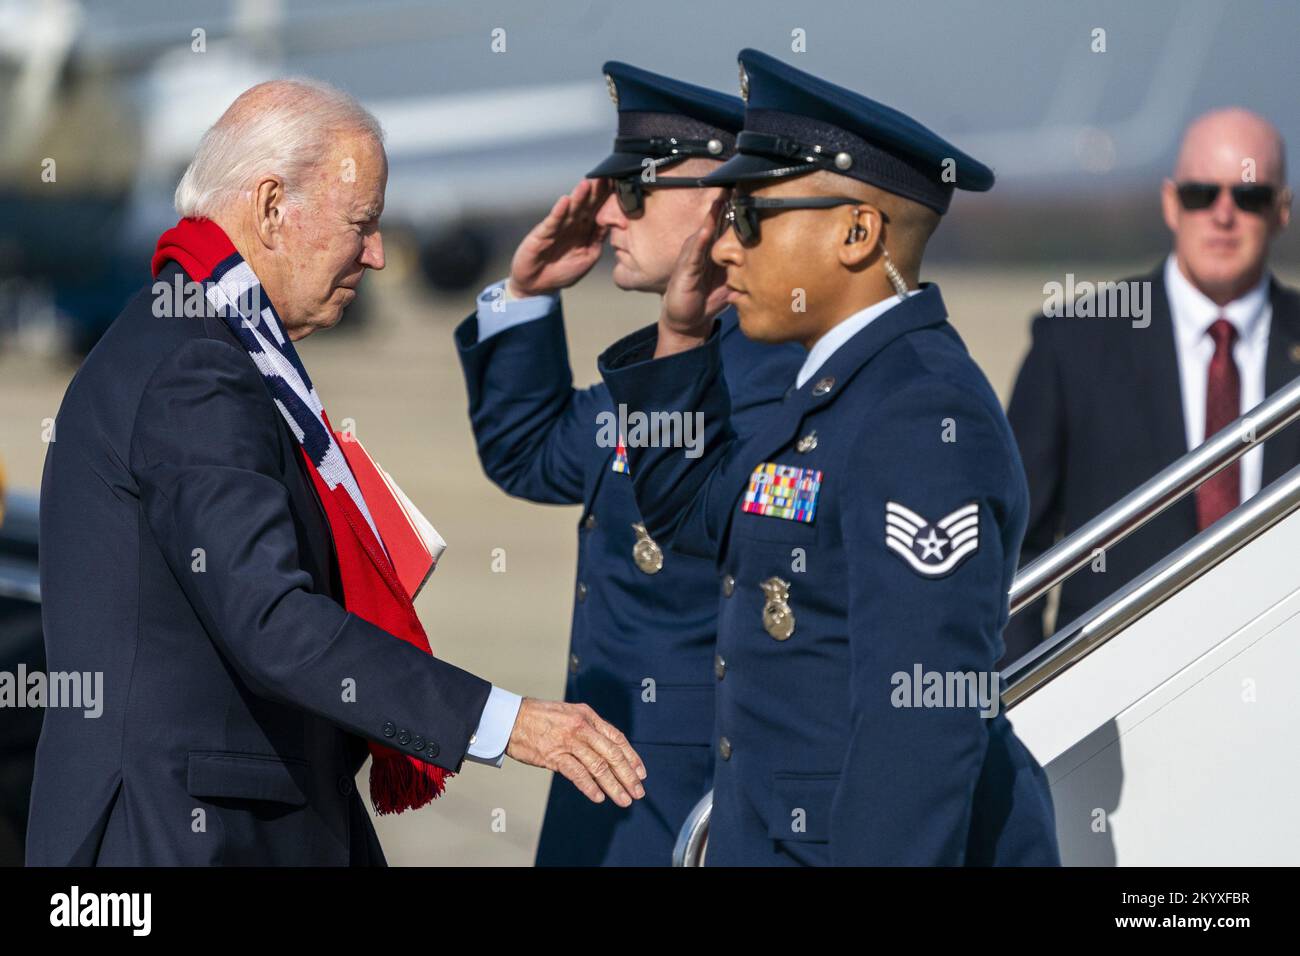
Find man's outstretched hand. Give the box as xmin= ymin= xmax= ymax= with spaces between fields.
xmin=505 ymin=698 xmax=646 ymax=807
xmin=655 ymin=202 xmax=730 ymax=358
xmin=507 ymin=178 xmax=611 ymax=299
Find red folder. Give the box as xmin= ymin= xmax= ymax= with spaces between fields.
xmin=335 ymin=434 xmax=446 ymax=602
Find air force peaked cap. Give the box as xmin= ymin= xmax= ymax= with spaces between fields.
xmin=586 ymin=61 xmax=746 ymax=179
xmin=700 ymin=49 xmax=994 ymax=214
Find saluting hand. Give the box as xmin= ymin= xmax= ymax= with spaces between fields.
xmin=655 ymin=200 xmax=729 ymax=358
xmin=505 ymin=698 xmax=646 ymax=807
xmin=507 ymin=178 xmax=611 ymax=298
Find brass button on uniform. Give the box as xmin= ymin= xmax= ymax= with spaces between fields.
xmin=582 ymin=514 xmax=597 ymax=530
xmin=812 ymin=376 xmax=836 ymax=396
xmin=576 ymin=581 xmax=587 ymax=602
xmin=714 ymin=654 xmax=726 ymax=679
xmin=722 ymin=574 xmax=735 ymax=597
xmin=631 ymin=522 xmax=663 ymax=575
xmin=761 ymin=576 xmax=795 ymax=641
xmin=569 ymin=653 xmax=580 ymax=674
xmin=718 ymin=736 xmax=733 ymax=760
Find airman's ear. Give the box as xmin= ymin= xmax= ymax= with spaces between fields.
xmin=251 ymin=174 xmax=287 ymax=250
xmin=837 ymin=205 xmax=884 ymax=268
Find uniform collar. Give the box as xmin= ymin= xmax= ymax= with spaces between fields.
xmin=796 ymin=289 xmax=922 ymax=388
xmin=783 ymin=283 xmax=950 ymax=411
xmin=714 ymin=302 xmax=742 ymax=337
xmin=1164 ymin=253 xmax=1271 ymax=349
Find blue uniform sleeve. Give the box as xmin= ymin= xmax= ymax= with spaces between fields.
xmin=455 ymin=295 xmax=606 ymax=506
xmin=475 ymin=279 xmax=560 ymax=340
xmin=831 ymin=379 xmax=1016 ymax=864
xmin=130 ymin=338 xmax=493 ymax=771
xmin=598 ymin=321 xmax=739 ymax=560
xmin=716 ymin=316 xmax=804 ymax=439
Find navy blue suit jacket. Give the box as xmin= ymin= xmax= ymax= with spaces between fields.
xmin=455 ymin=301 xmax=801 ymax=865
xmin=28 ymin=263 xmax=491 ymax=866
xmin=1003 ymin=267 xmax=1300 ymax=663
xmin=599 ymin=286 xmax=1060 ymax=866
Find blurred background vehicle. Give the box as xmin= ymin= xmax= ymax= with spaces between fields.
xmin=0 ymin=0 xmax=624 ymax=353
xmin=5 ymin=0 xmax=1299 ymax=356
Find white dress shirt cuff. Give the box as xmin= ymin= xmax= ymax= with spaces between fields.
xmin=475 ymin=278 xmax=559 ymax=340
xmin=463 ymin=686 xmax=523 ymax=768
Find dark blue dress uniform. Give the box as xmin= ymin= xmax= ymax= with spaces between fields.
xmin=454 ymin=61 xmax=803 ymax=866
xmin=596 ymin=50 xmax=1061 ymax=866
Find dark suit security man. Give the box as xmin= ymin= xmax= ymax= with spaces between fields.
xmin=597 ymin=50 xmax=1060 ymax=865
xmin=1004 ymin=108 xmax=1299 ymax=664
xmin=455 ymin=62 xmax=801 ymax=865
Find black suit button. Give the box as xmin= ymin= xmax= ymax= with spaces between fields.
xmin=397 ymin=730 xmax=411 ymax=746
xmin=382 ymin=721 xmax=396 ymax=738
xmin=337 ymin=774 xmax=354 ymax=796
xmin=413 ymin=736 xmax=426 ymax=751
xmin=427 ymin=741 xmax=440 ymax=758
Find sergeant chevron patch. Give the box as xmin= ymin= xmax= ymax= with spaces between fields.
xmin=885 ymin=501 xmax=979 ymax=577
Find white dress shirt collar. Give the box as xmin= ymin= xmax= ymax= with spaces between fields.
xmin=1164 ymin=254 xmax=1270 ymax=350
xmin=1162 ymin=253 xmax=1273 ymax=504
xmin=795 ymin=290 xmax=921 ymax=389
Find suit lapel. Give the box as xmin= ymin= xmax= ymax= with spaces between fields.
xmin=1133 ymin=267 xmax=1190 ymax=471
xmin=1262 ymin=278 xmax=1300 ymax=484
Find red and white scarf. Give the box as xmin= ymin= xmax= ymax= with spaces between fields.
xmin=152 ymin=216 xmax=449 ymax=814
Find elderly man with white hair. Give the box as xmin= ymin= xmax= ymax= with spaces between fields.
xmin=27 ymin=78 xmax=645 ymax=866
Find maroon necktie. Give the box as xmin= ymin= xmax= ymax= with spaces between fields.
xmin=1196 ymin=317 xmax=1240 ymax=531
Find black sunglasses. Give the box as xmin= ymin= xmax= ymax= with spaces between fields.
xmin=1176 ymin=181 xmax=1279 ymax=215
xmin=721 ymin=194 xmax=886 ymax=245
xmin=612 ymin=173 xmax=702 ymax=214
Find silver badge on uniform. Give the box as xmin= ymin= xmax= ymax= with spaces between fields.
xmin=884 ymin=501 xmax=979 ymax=578
xmin=631 ymin=522 xmax=663 ymax=575
xmin=738 ymin=63 xmax=749 ymax=103
xmin=760 ymin=576 xmax=794 ymax=640
xmin=605 ymin=73 xmax=618 ymax=106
